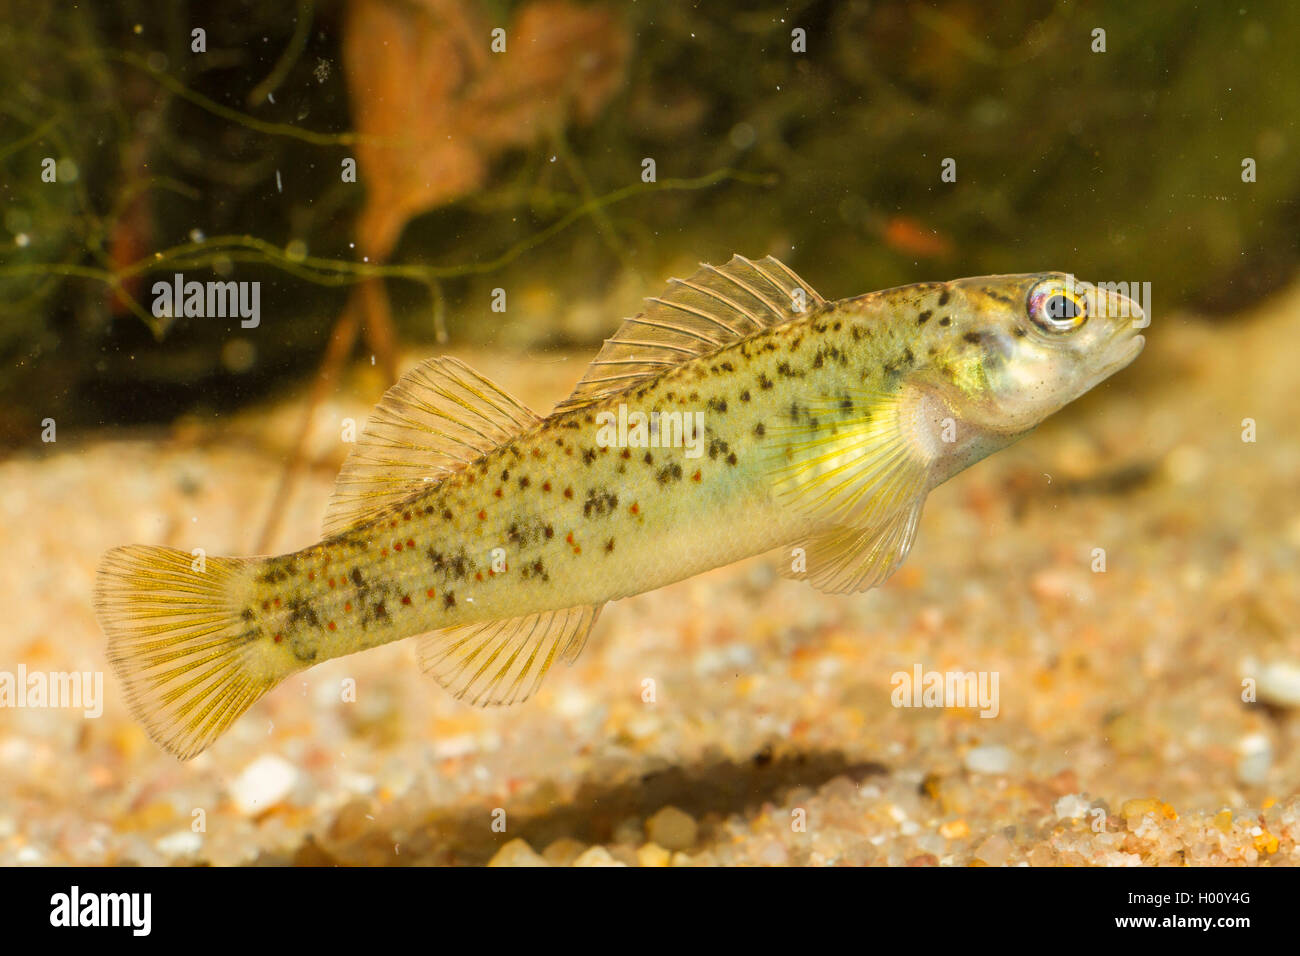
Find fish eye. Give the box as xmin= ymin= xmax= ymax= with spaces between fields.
xmin=1027 ymin=280 xmax=1088 ymax=333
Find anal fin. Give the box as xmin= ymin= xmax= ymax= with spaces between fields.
xmin=416 ymin=604 xmax=603 ymax=707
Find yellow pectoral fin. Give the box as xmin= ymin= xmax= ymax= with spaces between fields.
xmin=766 ymin=387 xmax=932 ymax=593
xmin=783 ymin=501 xmax=924 ymax=594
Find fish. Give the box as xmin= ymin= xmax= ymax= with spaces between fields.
xmin=93 ymin=255 xmax=1145 ymax=759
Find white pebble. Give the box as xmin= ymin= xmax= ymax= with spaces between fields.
xmin=1054 ymin=793 xmax=1090 ymax=820
xmin=229 ymin=754 xmax=299 ymax=815
xmin=155 ymin=830 xmax=203 ymax=857
xmin=1256 ymin=661 xmax=1300 ymax=707
xmin=964 ymin=745 xmax=1014 ymax=775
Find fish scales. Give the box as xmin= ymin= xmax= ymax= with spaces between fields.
xmin=94 ymin=255 xmax=1145 ymax=758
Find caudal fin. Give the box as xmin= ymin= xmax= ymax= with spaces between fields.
xmin=93 ymin=545 xmax=279 ymax=760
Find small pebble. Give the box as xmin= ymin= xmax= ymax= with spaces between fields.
xmin=963 ymin=745 xmax=1014 ymax=775
xmin=1256 ymin=661 xmax=1300 ymax=708
xmin=487 ymin=838 xmax=549 ymax=867
xmin=229 ymin=754 xmax=298 ymax=815
xmin=542 ymin=838 xmax=587 ymax=866
xmin=1236 ymin=733 xmax=1273 ymax=786
xmin=1054 ymin=794 xmax=1090 ymax=821
xmin=973 ymin=834 xmax=1011 ymax=866
xmin=637 ymin=842 xmax=671 ymax=867
xmin=154 ymin=830 xmax=202 ymax=858
xmin=646 ymin=805 xmax=698 ymax=851
xmin=572 ymin=845 xmax=626 ymax=867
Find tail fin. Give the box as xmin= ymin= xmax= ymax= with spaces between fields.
xmin=93 ymin=545 xmax=279 ymax=760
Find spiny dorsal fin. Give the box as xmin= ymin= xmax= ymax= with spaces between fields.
xmin=766 ymin=387 xmax=932 ymax=593
xmin=554 ymin=254 xmax=825 ymax=412
xmin=322 ymin=356 xmax=540 ymax=536
xmin=416 ymin=604 xmax=603 ymax=706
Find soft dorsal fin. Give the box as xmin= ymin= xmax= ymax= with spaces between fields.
xmin=416 ymin=603 xmax=604 ymax=706
xmin=554 ymin=254 xmax=825 ymax=412
xmin=322 ymin=356 xmax=541 ymax=536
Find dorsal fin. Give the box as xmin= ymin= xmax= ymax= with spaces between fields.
xmin=416 ymin=603 xmax=604 ymax=706
xmin=554 ymin=254 xmax=825 ymax=412
xmin=322 ymin=356 xmax=541 ymax=536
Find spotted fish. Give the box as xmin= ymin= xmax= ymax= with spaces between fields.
xmin=94 ymin=255 xmax=1145 ymax=758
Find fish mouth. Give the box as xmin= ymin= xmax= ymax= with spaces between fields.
xmin=1092 ymin=332 xmax=1145 ymax=386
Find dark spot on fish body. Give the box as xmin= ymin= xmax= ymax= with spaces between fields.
xmin=582 ymin=448 xmax=598 ymax=465
xmin=583 ymin=489 xmax=619 ymax=518
xmin=740 ymin=389 xmax=751 ymax=402
xmin=758 ymin=373 xmax=773 ymax=390
xmin=290 ymin=635 xmax=318 ymax=663
xmin=938 ymin=290 xmax=951 ymax=306
xmin=707 ymin=397 xmax=728 ymax=413
xmin=754 ymin=422 xmax=766 ymax=437
xmin=444 ymin=592 xmax=456 ymax=609
xmin=656 ymin=463 xmax=683 ymax=484
xmin=604 ymin=538 xmax=616 ymax=554
xmin=938 ymin=316 xmax=951 ymax=327
xmin=726 ymin=452 xmax=738 ymax=465
xmin=350 ymin=568 xmax=364 ymax=587
xmin=963 ymin=331 xmax=981 ymax=345
xmin=918 ymin=310 xmax=932 ymax=325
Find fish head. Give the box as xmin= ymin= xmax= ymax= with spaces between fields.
xmin=923 ymin=272 xmax=1145 ymax=436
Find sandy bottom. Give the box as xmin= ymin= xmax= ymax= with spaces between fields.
xmin=2 ymin=285 xmax=1299 ymax=866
